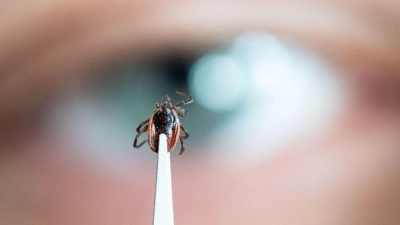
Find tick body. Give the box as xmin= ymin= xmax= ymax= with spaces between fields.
xmin=133 ymin=90 xmax=193 ymax=155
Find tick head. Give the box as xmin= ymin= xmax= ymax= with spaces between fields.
xmin=161 ymin=95 xmax=172 ymax=108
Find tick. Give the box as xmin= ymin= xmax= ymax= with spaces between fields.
xmin=133 ymin=90 xmax=193 ymax=155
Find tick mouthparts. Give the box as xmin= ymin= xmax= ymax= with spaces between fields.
xmin=162 ymin=95 xmax=171 ymax=103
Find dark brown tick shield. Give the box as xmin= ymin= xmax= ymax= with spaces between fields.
xmin=133 ymin=90 xmax=193 ymax=155
xmin=148 ymin=108 xmax=180 ymax=153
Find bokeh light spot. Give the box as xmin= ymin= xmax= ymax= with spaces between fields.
xmin=189 ymin=53 xmax=249 ymax=112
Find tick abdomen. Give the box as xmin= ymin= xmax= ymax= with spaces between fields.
xmin=152 ymin=108 xmax=178 ymax=134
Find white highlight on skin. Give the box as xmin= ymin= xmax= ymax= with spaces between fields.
xmin=189 ymin=53 xmax=249 ymax=111
xmin=190 ymin=33 xmax=343 ymax=168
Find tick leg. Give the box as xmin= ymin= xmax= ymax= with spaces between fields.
xmin=176 ymin=108 xmax=187 ymax=117
xmin=180 ymin=124 xmax=189 ymax=138
xmin=136 ymin=119 xmax=149 ymax=132
xmin=179 ymin=136 xmax=185 ymax=155
xmin=174 ymin=90 xmax=193 ymax=108
xmin=133 ymin=124 xmax=148 ymax=148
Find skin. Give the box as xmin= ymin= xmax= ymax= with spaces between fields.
xmin=1 ymin=0 xmax=400 ymax=224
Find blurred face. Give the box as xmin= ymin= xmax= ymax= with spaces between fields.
xmin=1 ymin=0 xmax=400 ymax=224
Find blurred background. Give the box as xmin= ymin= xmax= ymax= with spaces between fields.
xmin=1 ymin=1 xmax=400 ymax=225
xmin=46 ymin=32 xmax=342 ymax=164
